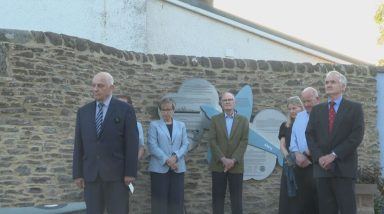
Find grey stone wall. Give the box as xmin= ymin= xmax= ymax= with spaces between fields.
xmin=0 ymin=29 xmax=381 ymax=213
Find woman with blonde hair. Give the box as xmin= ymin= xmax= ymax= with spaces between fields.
xmin=278 ymin=96 xmax=304 ymax=214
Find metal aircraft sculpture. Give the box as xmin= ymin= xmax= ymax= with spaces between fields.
xmin=160 ymin=79 xmax=284 ymax=180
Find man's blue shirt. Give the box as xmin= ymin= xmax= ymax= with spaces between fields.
xmin=289 ymin=110 xmax=309 ymax=153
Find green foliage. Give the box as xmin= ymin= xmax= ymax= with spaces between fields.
xmin=379 ymin=59 xmax=384 ymax=66
xmin=374 ymin=194 xmax=384 ymax=214
xmin=375 ymin=4 xmax=384 ymax=44
xmin=375 ymin=178 xmax=384 ymax=214
xmin=375 ymin=3 xmax=384 ymax=65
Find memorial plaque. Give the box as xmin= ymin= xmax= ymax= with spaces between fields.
xmin=244 ymin=109 xmax=286 ymax=180
xmin=244 ymin=144 xmax=271 ymax=180
xmin=252 ymin=109 xmax=286 ymax=148
xmin=161 ymin=79 xmax=221 ymax=149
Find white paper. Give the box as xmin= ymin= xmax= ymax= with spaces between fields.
xmin=128 ymin=183 xmax=134 ymax=194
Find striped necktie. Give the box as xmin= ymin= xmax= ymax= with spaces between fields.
xmin=96 ymin=102 xmax=104 ymax=137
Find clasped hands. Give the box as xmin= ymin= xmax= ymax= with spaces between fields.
xmin=221 ymin=157 xmax=235 ymax=172
xmin=295 ymin=152 xmax=312 ymax=168
xmin=318 ymin=153 xmax=336 ymax=170
xmin=166 ymin=155 xmax=178 ymax=171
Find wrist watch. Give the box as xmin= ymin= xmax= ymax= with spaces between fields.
xmin=331 ymin=151 xmax=337 ymax=158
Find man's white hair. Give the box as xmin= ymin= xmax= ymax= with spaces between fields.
xmin=96 ymin=72 xmax=114 ymax=86
xmin=302 ymin=87 xmax=319 ymax=98
xmin=326 ymin=70 xmax=347 ymax=87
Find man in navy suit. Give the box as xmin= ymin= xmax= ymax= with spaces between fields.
xmin=306 ymin=70 xmax=364 ymax=214
xmin=72 ymin=72 xmax=139 ymax=214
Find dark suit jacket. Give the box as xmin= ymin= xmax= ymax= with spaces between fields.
xmin=72 ymin=97 xmax=139 ymax=182
xmin=306 ymin=98 xmax=364 ymax=178
xmin=209 ymin=113 xmax=249 ymax=173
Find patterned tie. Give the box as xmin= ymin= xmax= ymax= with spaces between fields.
xmin=328 ymin=101 xmax=336 ymax=133
xmin=96 ymin=102 xmax=104 ymax=137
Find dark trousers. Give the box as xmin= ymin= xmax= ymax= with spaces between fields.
xmin=278 ymin=167 xmax=300 ymax=214
xmin=294 ymin=165 xmax=318 ymax=214
xmin=84 ymin=177 xmax=129 ymax=214
xmin=150 ymin=170 xmax=184 ymax=214
xmin=316 ymin=177 xmax=356 ymax=214
xmin=212 ymin=171 xmax=243 ymax=214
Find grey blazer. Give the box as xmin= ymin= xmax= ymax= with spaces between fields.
xmin=147 ymin=119 xmax=190 ymax=173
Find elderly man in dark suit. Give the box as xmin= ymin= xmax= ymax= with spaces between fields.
xmin=209 ymin=91 xmax=249 ymax=214
xmin=72 ymin=72 xmax=139 ymax=214
xmin=306 ymin=70 xmax=364 ymax=214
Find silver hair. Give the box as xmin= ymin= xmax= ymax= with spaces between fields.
xmin=97 ymin=72 xmax=114 ymax=86
xmin=158 ymin=97 xmax=176 ymax=110
xmin=326 ymin=70 xmax=347 ymax=87
xmin=302 ymin=87 xmax=319 ymax=98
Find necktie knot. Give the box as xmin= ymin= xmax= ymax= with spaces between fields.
xmin=98 ymin=102 xmax=104 ymax=109
xmin=330 ymin=101 xmax=335 ymax=107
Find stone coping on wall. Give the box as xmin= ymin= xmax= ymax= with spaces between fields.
xmin=355 ymin=184 xmax=378 ymax=214
xmin=356 ymin=183 xmax=379 ymax=195
xmin=0 ymin=28 xmax=383 ymax=76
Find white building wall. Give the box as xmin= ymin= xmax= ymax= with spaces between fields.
xmin=1 ymin=0 xmax=147 ymax=52
xmin=146 ymin=0 xmax=330 ymax=63
xmin=1 ymin=0 xmax=329 ymax=63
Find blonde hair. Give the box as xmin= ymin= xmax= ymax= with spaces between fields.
xmin=286 ymin=96 xmax=304 ymax=127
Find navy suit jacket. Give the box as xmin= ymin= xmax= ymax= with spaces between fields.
xmin=72 ymin=97 xmax=139 ymax=182
xmin=306 ymin=98 xmax=364 ymax=178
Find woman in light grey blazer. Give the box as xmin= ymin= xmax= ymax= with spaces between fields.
xmin=147 ymin=98 xmax=190 ymax=214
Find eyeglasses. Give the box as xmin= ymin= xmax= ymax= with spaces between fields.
xmin=221 ymin=98 xmax=234 ymax=103
xmin=160 ymin=108 xmax=174 ymax=112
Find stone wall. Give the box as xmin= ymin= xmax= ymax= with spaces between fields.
xmin=0 ymin=29 xmax=381 ymax=213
